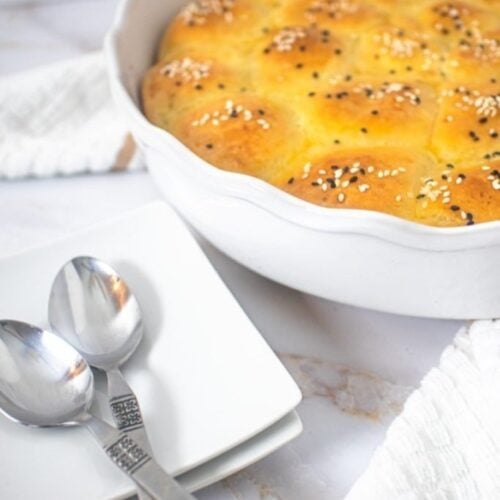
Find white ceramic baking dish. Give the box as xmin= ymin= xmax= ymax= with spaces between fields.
xmin=105 ymin=0 xmax=500 ymax=320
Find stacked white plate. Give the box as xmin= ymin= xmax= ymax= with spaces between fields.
xmin=0 ymin=201 xmax=302 ymax=499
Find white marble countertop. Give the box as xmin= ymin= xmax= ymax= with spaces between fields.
xmin=0 ymin=2 xmax=462 ymax=499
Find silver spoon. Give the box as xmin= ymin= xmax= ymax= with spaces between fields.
xmin=0 ymin=320 xmax=188 ymax=499
xmin=48 ymin=256 xmax=193 ymax=500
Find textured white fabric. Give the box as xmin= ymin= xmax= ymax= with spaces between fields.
xmin=346 ymin=320 xmax=500 ymax=500
xmin=0 ymin=52 xmax=144 ymax=179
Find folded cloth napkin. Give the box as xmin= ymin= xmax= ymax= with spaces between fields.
xmin=346 ymin=320 xmax=500 ymax=500
xmin=0 ymin=52 xmax=144 ymax=179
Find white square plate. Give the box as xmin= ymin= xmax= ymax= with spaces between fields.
xmin=0 ymin=201 xmax=302 ymax=499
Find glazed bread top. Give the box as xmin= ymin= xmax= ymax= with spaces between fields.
xmin=142 ymin=0 xmax=500 ymax=227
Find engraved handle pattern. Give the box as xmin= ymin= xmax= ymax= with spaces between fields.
xmin=107 ymin=369 xmax=152 ymax=446
xmin=85 ymin=415 xmax=195 ymax=500
xmin=106 ymin=433 xmax=151 ymax=475
xmin=110 ymin=394 xmax=145 ymax=433
xmin=107 ymin=368 xmax=153 ymax=500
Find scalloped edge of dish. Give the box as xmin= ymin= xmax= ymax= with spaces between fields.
xmin=104 ymin=0 xmax=500 ymax=253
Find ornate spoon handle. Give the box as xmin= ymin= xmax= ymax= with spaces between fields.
xmin=84 ymin=414 xmax=195 ymax=500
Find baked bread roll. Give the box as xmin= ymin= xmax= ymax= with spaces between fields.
xmin=142 ymin=0 xmax=500 ymax=227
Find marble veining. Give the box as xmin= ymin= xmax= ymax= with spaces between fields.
xmin=280 ymin=353 xmax=413 ymax=421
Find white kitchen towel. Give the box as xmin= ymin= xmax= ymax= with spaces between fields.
xmin=0 ymin=52 xmax=144 ymax=179
xmin=346 ymin=320 xmax=500 ymax=500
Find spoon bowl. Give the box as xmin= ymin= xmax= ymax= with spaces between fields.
xmin=0 ymin=320 xmax=93 ymax=427
xmin=0 ymin=320 xmax=192 ymax=499
xmin=48 ymin=256 xmax=143 ymax=370
xmin=48 ymin=256 xmax=195 ymax=499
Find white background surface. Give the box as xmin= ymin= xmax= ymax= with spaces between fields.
xmin=0 ymin=1 xmax=461 ymax=498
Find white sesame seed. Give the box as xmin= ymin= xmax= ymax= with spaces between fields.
xmin=160 ymin=57 xmax=212 ymax=83
xmin=337 ymin=193 xmax=346 ymax=203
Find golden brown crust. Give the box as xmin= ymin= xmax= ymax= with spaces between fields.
xmin=142 ymin=0 xmax=500 ymax=227
xmin=431 ymin=82 xmax=500 ymax=166
xmin=166 ymin=94 xmax=308 ymax=179
xmin=415 ymin=159 xmax=500 ymax=226
xmin=282 ymin=148 xmax=427 ymax=220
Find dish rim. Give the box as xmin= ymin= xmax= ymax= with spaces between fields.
xmin=104 ymin=0 xmax=500 ymax=252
